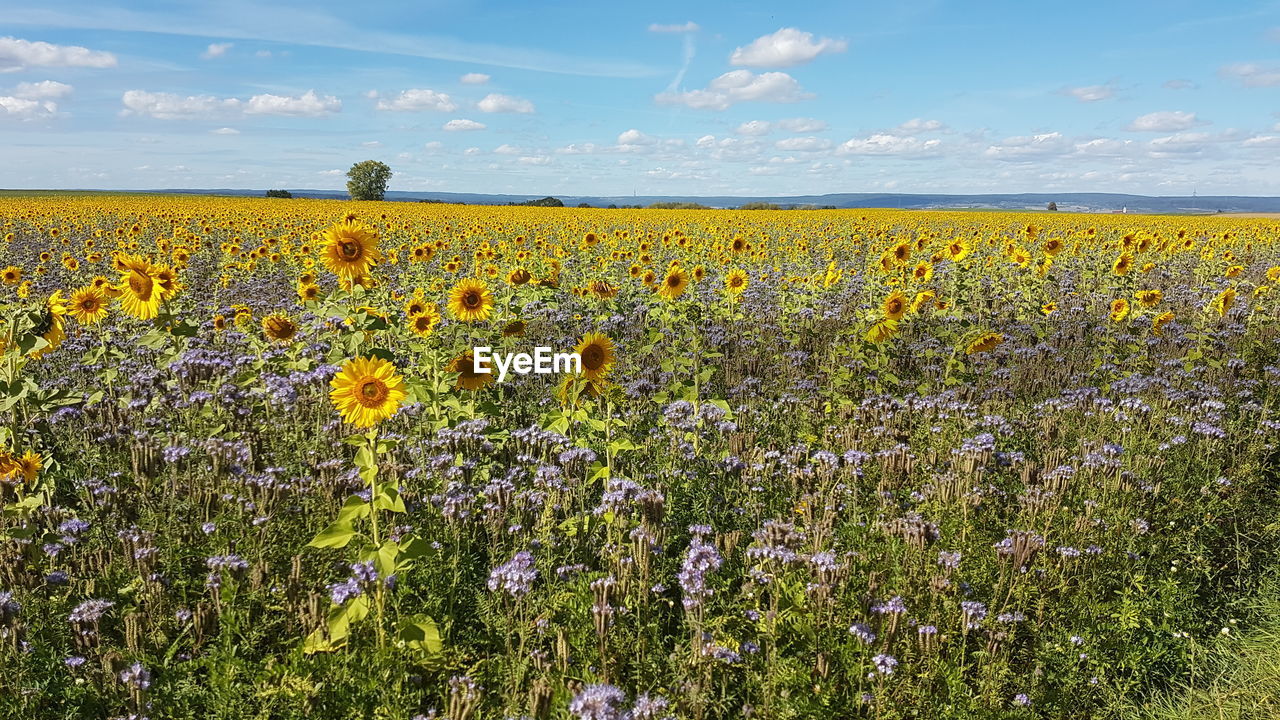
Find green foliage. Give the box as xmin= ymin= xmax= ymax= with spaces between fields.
xmin=345 ymin=160 xmax=392 ymax=201
xmin=265 ymin=189 xmax=293 ymax=199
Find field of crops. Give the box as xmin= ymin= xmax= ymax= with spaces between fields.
xmin=0 ymin=195 xmax=1278 ymax=719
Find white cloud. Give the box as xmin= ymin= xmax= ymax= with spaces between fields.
xmin=655 ymin=70 xmax=811 ymax=110
xmin=13 ymin=80 xmax=72 ymax=100
xmin=121 ymin=90 xmax=242 ymax=119
xmin=839 ymin=133 xmax=942 ymax=156
xmin=649 ymin=22 xmax=700 ymax=33
xmin=892 ymin=118 xmax=944 ymax=135
xmin=210 ymin=127 xmax=239 ymax=135
xmin=1164 ymin=78 xmax=1195 ymax=90
xmin=729 ymin=28 xmax=847 ymax=68
xmin=1074 ymin=137 xmax=1134 ymax=156
xmin=1219 ymin=62 xmax=1280 ymax=87
xmin=774 ymin=136 xmax=831 ymax=152
xmin=0 ymin=95 xmax=57 ymax=119
xmin=443 ymin=118 xmax=486 ymax=131
xmin=362 ymin=140 xmax=382 ymax=148
xmin=556 ymin=142 xmax=601 ymax=154
xmin=982 ymin=132 xmax=1069 ymax=160
xmin=1242 ymin=135 xmax=1280 ymax=148
xmin=201 ymin=42 xmax=233 ymax=60
xmin=1148 ymin=132 xmax=1211 ymax=155
xmin=617 ymin=128 xmax=654 ymax=145
xmin=736 ymin=120 xmax=772 ymax=136
xmin=376 ymin=89 xmax=456 ymax=112
xmin=493 ymin=143 xmax=522 ymax=155
xmin=777 ymin=117 xmax=827 ymax=133
xmin=423 ymin=141 xmax=444 ymax=151
xmin=0 ymin=36 xmax=117 ymax=72
xmin=1061 ymin=84 xmax=1114 ymax=102
xmin=460 ymin=72 xmax=490 ymax=85
xmin=477 ymin=92 xmax=535 ymax=113
xmin=318 ymin=169 xmax=342 ymax=176
xmin=1128 ymin=110 xmax=1202 ymax=132
xmin=244 ymin=90 xmax=340 ymax=116
xmin=518 ymin=155 xmax=551 ymax=165
xmin=121 ymin=89 xmax=339 ymax=118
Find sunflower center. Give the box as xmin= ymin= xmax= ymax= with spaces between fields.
xmin=667 ymin=275 xmax=680 ymax=287
xmin=356 ymin=378 xmax=389 ymax=407
xmin=128 ymin=271 xmax=153 ymax=300
xmin=462 ymin=290 xmax=481 ymax=309
xmin=582 ymin=345 xmax=605 ymax=371
xmin=338 ymin=239 xmax=363 ymax=260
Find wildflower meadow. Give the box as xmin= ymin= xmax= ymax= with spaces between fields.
xmin=0 ymin=195 xmax=1277 ymax=719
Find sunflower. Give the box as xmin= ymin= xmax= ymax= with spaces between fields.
xmin=912 ymin=262 xmax=934 ymax=282
xmin=0 ymin=266 xmax=21 ymax=285
xmin=1043 ymin=238 xmax=1064 ymax=257
xmin=574 ymin=332 xmax=616 ymax=382
xmin=409 ymin=306 xmax=441 ymax=337
xmin=657 ymin=267 xmax=690 ymax=300
xmin=67 ymin=286 xmax=108 ymax=325
xmin=1134 ymin=289 xmax=1163 ymax=308
xmin=502 ymin=319 xmax=526 ymax=337
xmin=30 ymin=291 xmax=67 ymax=359
xmin=1209 ymin=287 xmax=1236 ymax=317
xmin=1112 ymin=253 xmax=1134 ymax=276
xmin=447 ymin=278 xmax=494 ymax=323
xmin=212 ymin=314 xmax=227 ymax=331
xmin=1042 ymin=302 xmax=1057 ymax=315
xmin=1109 ymin=298 xmax=1130 ymax=323
xmin=507 ymin=268 xmax=533 ymax=286
xmin=14 ymin=450 xmax=40 ymax=485
xmin=882 ymin=291 xmax=909 ymax=321
xmin=865 ymin=318 xmax=899 ymax=344
xmin=320 ymin=219 xmax=383 ymax=279
xmin=117 ymin=256 xmax=168 ymax=320
xmin=945 ymin=241 xmax=970 ymax=262
xmin=403 ymin=291 xmax=429 ymax=318
xmin=262 ymin=314 xmax=298 ymax=343
xmin=329 ymin=356 xmax=407 ymax=427
xmin=1152 ymin=311 xmax=1175 ymax=336
xmin=725 ymin=269 xmax=749 ymax=295
xmin=298 ymin=283 xmax=322 ymax=303
xmin=966 ymin=331 xmax=1004 ymax=355
xmin=447 ymin=350 xmax=494 ymax=391
xmin=588 ymin=280 xmax=618 ymax=299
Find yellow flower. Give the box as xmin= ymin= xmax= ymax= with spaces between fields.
xmin=1041 ymin=302 xmax=1057 ymax=315
xmin=0 ymin=266 xmax=21 ymax=285
xmin=447 ymin=278 xmax=494 ymax=323
xmin=65 ymin=286 xmax=108 ymax=326
xmin=574 ymin=332 xmax=616 ymax=382
xmin=966 ymin=332 xmax=1004 ymax=355
xmin=1109 ymin=298 xmax=1130 ymax=322
xmin=408 ymin=305 xmax=441 ymax=337
xmin=320 ymin=219 xmax=383 ymax=279
xmin=657 ymin=267 xmax=690 ymax=300
xmin=725 ymin=269 xmax=749 ymax=295
xmin=30 ymin=291 xmax=67 ymax=359
xmin=1112 ymin=253 xmax=1134 ymax=276
xmin=1209 ymin=287 xmax=1236 ymax=317
xmin=865 ymin=318 xmax=899 ymax=344
xmin=262 ymin=314 xmax=298 ymax=343
xmin=447 ymin=350 xmax=494 ymax=391
xmin=1134 ymin=289 xmax=1163 ymax=308
xmin=329 ymin=356 xmax=407 ymax=427
xmin=116 ymin=254 xmax=168 ymax=320
xmin=882 ymin=291 xmax=909 ymax=321
xmin=1152 ymin=311 xmax=1175 ymax=336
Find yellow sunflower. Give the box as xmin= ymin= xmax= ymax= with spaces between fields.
xmin=574 ymin=332 xmax=616 ymax=382
xmin=1152 ymin=311 xmax=1175 ymax=336
xmin=262 ymin=314 xmax=298 ymax=343
xmin=1109 ymin=298 xmax=1130 ymax=323
xmin=117 ymin=255 xmax=168 ymax=320
xmin=30 ymin=291 xmax=68 ymax=359
xmin=447 ymin=350 xmax=494 ymax=391
xmin=1134 ymin=289 xmax=1163 ymax=308
xmin=0 ymin=266 xmax=21 ymax=285
xmin=320 ymin=219 xmax=383 ymax=279
xmin=865 ymin=318 xmax=899 ymax=344
xmin=1209 ymin=287 xmax=1236 ymax=317
xmin=657 ymin=267 xmax=690 ymax=300
xmin=882 ymin=291 xmax=909 ymax=321
xmin=408 ymin=306 xmax=441 ymax=337
xmin=725 ymin=269 xmax=749 ymax=296
xmin=67 ymin=286 xmax=108 ymax=325
xmin=447 ymin=278 xmax=494 ymax=323
xmin=966 ymin=331 xmax=1004 ymax=355
xmin=329 ymin=356 xmax=407 ymax=427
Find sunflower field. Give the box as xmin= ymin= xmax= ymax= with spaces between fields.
xmin=1 ymin=194 xmax=1279 ymax=719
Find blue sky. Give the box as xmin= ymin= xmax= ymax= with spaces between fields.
xmin=4 ymin=0 xmax=1280 ymax=196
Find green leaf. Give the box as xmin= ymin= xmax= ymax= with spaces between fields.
xmin=373 ymin=486 xmax=406 ymax=513
xmin=307 ymin=520 xmax=358 ymax=549
xmin=336 ymin=495 xmax=371 ymax=523
xmin=397 ymin=616 xmax=444 ymax=655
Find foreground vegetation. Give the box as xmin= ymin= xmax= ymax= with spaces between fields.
xmin=0 ymin=196 xmax=1278 ymax=718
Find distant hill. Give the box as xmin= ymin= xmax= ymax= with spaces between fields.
xmin=40 ymin=188 xmax=1280 ymax=214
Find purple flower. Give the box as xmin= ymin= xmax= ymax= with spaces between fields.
xmin=569 ymin=683 xmax=628 ymax=720
xmin=487 ymin=550 xmax=537 ymax=597
xmin=679 ymin=537 xmax=722 ymax=611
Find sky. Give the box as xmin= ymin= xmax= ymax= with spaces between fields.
xmin=4 ymin=0 xmax=1280 ymax=197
